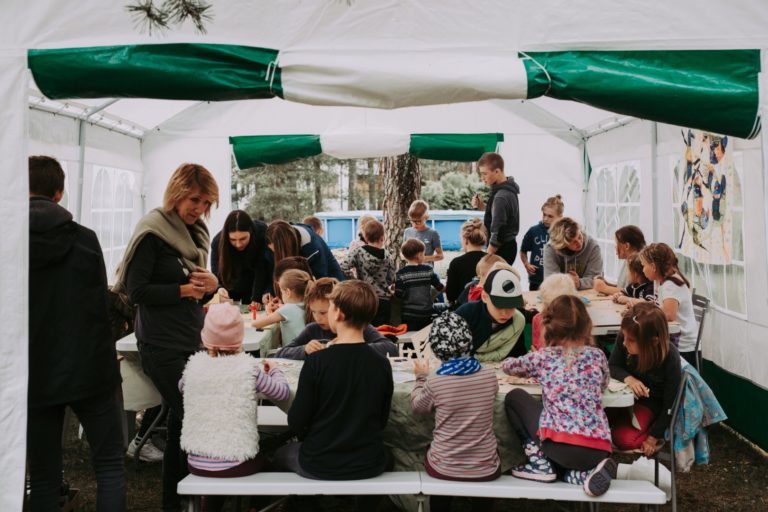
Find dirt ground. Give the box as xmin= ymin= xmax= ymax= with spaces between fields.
xmin=55 ymin=422 xmax=766 ymax=512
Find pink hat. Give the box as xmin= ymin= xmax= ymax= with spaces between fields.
xmin=201 ymin=304 xmax=244 ymax=349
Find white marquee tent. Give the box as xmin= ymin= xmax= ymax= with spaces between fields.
xmin=2 ymin=1 xmax=768 ymax=509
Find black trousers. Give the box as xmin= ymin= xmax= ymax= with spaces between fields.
xmin=27 ymin=390 xmax=126 ymax=512
xmin=495 ymin=239 xmax=518 ymax=265
xmin=139 ymin=343 xmax=194 ymax=512
xmin=504 ymin=388 xmax=609 ymax=471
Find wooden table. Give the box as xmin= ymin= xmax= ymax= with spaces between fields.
xmin=523 ymin=289 xmax=680 ymax=337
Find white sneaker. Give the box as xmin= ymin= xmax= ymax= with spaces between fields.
xmin=126 ymin=438 xmax=164 ymax=463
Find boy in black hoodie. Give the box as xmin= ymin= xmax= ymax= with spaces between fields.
xmin=473 ymin=152 xmax=521 ymax=265
xmin=27 ymin=156 xmax=126 ymax=511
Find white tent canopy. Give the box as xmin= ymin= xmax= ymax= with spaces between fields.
xmin=3 ymin=1 xmax=768 ymax=509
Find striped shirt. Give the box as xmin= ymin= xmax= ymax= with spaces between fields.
xmin=411 ymin=367 xmax=500 ymax=479
xmin=184 ymin=366 xmax=289 ymax=472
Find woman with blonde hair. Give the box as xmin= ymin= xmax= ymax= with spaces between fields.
xmin=543 ymin=217 xmax=603 ymax=290
xmin=445 ymin=217 xmax=487 ymax=304
xmin=114 ymin=163 xmax=219 ymax=511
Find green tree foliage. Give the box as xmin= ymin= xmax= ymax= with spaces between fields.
xmin=231 ymin=155 xmax=338 ymax=222
xmin=422 ymin=170 xmax=488 ymax=210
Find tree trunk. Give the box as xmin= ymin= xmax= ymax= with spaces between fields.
xmin=382 ymin=154 xmax=421 ymax=267
xmin=313 ymin=159 xmax=323 ymax=211
xmin=348 ymin=159 xmax=358 ymax=210
xmin=367 ymin=158 xmax=376 ymax=209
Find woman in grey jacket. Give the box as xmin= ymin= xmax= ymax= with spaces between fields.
xmin=543 ymin=217 xmax=603 ymax=290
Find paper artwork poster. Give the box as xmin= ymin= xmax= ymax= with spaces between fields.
xmin=674 ymin=129 xmax=733 ymax=264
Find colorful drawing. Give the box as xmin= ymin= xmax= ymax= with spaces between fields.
xmin=675 ymin=129 xmax=733 ymax=264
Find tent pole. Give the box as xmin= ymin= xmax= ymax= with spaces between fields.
xmin=760 ymin=49 xmax=768 ymax=305
xmin=75 ymin=99 xmax=119 ymax=223
xmin=651 ymin=122 xmax=659 ymax=240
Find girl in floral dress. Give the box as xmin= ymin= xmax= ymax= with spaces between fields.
xmin=501 ymin=295 xmax=617 ymax=496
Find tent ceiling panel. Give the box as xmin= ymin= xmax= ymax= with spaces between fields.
xmin=104 ymin=99 xmax=199 ymax=132
xmin=9 ymin=0 xmax=768 ymax=51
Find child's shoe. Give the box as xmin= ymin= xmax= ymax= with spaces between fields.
xmin=511 ymin=440 xmax=556 ymax=482
xmin=563 ymin=458 xmax=617 ymax=497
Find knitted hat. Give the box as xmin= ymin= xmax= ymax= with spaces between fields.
xmin=428 ymin=313 xmax=474 ymax=361
xmin=483 ymin=268 xmax=524 ymax=309
xmin=201 ymin=304 xmax=244 ymax=350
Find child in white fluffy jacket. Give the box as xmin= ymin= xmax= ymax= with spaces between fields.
xmin=180 ymin=303 xmax=289 ymax=483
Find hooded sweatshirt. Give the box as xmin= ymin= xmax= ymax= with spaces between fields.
xmin=29 ymin=196 xmax=120 ymax=407
xmin=542 ymin=232 xmax=603 ymax=290
xmin=340 ymin=245 xmax=395 ymax=298
xmin=484 ymin=177 xmax=520 ymax=249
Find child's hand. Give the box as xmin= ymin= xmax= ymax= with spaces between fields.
xmin=612 ymin=293 xmax=627 ymax=304
xmin=625 ymin=376 xmax=650 ymax=398
xmin=262 ymin=360 xmax=273 ymax=373
xmin=640 ymin=435 xmax=658 ymax=457
xmin=524 ymin=262 xmax=537 ymax=275
xmin=305 ymin=340 xmax=326 ymax=355
xmin=413 ymin=358 xmax=430 ymax=377
xmin=567 ymin=270 xmax=580 ymax=288
xmin=388 ymin=284 xmax=396 ymax=295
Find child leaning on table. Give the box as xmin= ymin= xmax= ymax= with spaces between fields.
xmin=608 ymin=302 xmax=681 ymax=456
xmin=276 ymin=277 xmax=397 ymax=360
xmin=502 ymin=295 xmax=617 ymax=497
xmin=252 ymin=269 xmax=310 ymax=348
xmin=179 ymin=304 xmax=289 ymax=479
xmin=611 ymin=253 xmax=655 ymax=306
xmin=411 ymin=312 xmax=500 ymax=511
xmin=531 ymin=273 xmax=578 ymax=351
xmin=273 ymin=280 xmax=394 ymax=481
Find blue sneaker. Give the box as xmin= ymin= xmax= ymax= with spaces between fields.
xmin=563 ymin=458 xmax=617 ymax=497
xmin=511 ymin=444 xmax=557 ymax=483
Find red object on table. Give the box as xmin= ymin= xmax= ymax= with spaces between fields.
xmin=249 ymin=303 xmax=258 ymax=320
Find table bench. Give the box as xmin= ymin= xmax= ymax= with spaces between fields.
xmin=178 ymin=471 xmax=666 ymax=512
xmin=178 ymin=471 xmax=423 ymax=512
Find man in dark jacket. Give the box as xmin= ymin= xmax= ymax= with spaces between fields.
xmin=473 ymin=152 xmax=521 ymax=264
xmin=27 ymin=156 xmax=125 ymax=511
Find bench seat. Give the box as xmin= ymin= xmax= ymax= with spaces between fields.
xmin=178 ymin=471 xmax=422 ymax=496
xmin=421 ymin=474 xmax=666 ymax=505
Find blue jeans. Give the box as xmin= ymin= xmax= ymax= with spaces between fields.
xmin=27 ymin=390 xmax=126 ymax=512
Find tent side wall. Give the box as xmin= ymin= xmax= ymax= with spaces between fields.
xmin=0 ymin=53 xmax=30 ymax=512
xmin=588 ymin=122 xmax=768 ymax=449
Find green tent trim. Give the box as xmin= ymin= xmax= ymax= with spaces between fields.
xmin=230 ymin=135 xmax=321 ymax=168
xmin=28 ymin=44 xmax=282 ymax=100
xmin=523 ymin=50 xmax=761 ymax=139
xmin=230 ymin=133 xmax=504 ymax=167
xmin=409 ymin=133 xmax=503 ymax=161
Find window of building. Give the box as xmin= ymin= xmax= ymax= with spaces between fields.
xmin=91 ymin=165 xmax=137 ymax=278
xmin=590 ymin=162 xmax=641 ymax=281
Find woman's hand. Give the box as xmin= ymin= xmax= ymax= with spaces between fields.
xmin=304 ymin=340 xmax=326 ymax=355
xmin=180 ymin=282 xmax=206 ymax=300
xmin=413 ymin=358 xmax=430 ymax=377
xmin=266 ymin=297 xmax=282 ymax=314
xmin=191 ymin=267 xmax=218 ymax=294
xmin=640 ymin=435 xmax=658 ymax=457
xmin=625 ymin=376 xmax=650 ymax=398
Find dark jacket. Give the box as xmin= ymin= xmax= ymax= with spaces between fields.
xmin=29 ymin=196 xmax=120 ymax=407
xmin=126 ymin=234 xmax=207 ymax=352
xmin=445 ymin=250 xmax=485 ymax=303
xmin=454 ymin=300 xmax=527 ymax=358
xmin=210 ymin=219 xmax=268 ymax=303
xmin=276 ymin=323 xmax=398 ymax=360
xmin=262 ymin=224 xmax=345 ymax=295
xmin=484 ymin=177 xmax=520 ymax=248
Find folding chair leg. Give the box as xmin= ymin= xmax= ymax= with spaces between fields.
xmin=186 ymin=496 xmax=201 ymax=512
xmin=416 ymin=494 xmax=425 ymax=512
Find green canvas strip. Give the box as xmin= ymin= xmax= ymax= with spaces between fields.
xmin=523 ymin=50 xmax=761 ymax=139
xmin=409 ymin=133 xmax=504 ymax=161
xmin=229 ymin=134 xmax=322 ymax=168
xmin=28 ymin=44 xmax=282 ymax=100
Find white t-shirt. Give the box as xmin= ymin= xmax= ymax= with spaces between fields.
xmin=277 ymin=302 xmax=306 ymax=346
xmin=656 ymin=279 xmax=697 ymax=353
